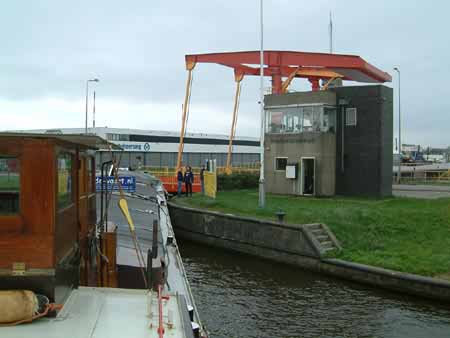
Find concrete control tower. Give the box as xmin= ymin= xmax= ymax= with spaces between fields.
xmin=264 ymin=85 xmax=393 ymax=197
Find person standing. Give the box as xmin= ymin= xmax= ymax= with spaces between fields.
xmin=177 ymin=167 xmax=184 ymax=197
xmin=184 ymin=166 xmax=194 ymax=197
xmin=200 ymin=165 xmax=205 ymax=195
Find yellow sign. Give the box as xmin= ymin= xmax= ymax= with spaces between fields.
xmin=204 ymin=171 xmax=217 ymax=199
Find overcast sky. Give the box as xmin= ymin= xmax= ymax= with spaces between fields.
xmin=1 ymin=1 xmax=449 ymax=147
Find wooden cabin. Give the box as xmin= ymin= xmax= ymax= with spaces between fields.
xmin=0 ymin=133 xmax=116 ymax=303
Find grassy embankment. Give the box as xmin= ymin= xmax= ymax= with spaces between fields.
xmin=174 ymin=189 xmax=450 ymax=278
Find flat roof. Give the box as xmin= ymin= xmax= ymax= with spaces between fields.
xmin=0 ymin=132 xmax=122 ymax=150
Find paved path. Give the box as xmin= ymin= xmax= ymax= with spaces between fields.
xmin=393 ymin=184 xmax=450 ymax=199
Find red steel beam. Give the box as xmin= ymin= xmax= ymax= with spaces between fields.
xmin=186 ymin=50 xmax=391 ymax=93
xmin=224 ymin=64 xmax=354 ymax=81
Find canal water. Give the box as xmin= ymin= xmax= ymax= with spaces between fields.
xmin=178 ymin=240 xmax=450 ymax=338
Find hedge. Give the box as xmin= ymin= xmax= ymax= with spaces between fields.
xmin=217 ymin=172 xmax=259 ymax=191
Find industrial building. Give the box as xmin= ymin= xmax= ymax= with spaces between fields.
xmin=15 ymin=127 xmax=260 ymax=169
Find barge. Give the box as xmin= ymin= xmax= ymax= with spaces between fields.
xmin=0 ymin=133 xmax=205 ymax=338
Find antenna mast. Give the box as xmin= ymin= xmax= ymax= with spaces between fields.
xmin=329 ymin=12 xmax=333 ymax=53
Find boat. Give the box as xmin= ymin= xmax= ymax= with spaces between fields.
xmin=0 ymin=133 xmax=206 ymax=338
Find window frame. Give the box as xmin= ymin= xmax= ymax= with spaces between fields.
xmin=323 ymin=106 xmax=337 ymax=133
xmin=274 ymin=157 xmax=288 ymax=171
xmin=0 ymin=155 xmax=21 ymax=216
xmin=345 ymin=108 xmax=357 ymax=127
xmin=266 ymin=104 xmax=337 ymax=134
xmin=56 ymin=151 xmax=75 ymax=209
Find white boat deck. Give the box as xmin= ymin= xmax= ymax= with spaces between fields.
xmin=1 ymin=287 xmax=192 ymax=338
xmin=1 ymin=172 xmax=201 ymax=338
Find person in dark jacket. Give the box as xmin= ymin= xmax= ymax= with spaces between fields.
xmin=177 ymin=167 xmax=184 ymax=196
xmin=184 ymin=166 xmax=194 ymax=197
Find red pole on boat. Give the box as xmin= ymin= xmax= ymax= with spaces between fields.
xmin=158 ymin=284 xmax=165 ymax=338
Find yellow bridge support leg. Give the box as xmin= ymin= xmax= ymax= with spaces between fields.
xmin=281 ymin=66 xmax=301 ymax=94
xmin=225 ymin=74 xmax=243 ymax=175
xmin=176 ymin=61 xmax=196 ymax=172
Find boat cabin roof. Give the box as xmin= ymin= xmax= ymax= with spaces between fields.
xmin=0 ymin=132 xmax=122 ymax=151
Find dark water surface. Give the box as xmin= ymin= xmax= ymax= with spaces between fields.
xmin=178 ymin=240 xmax=450 ymax=338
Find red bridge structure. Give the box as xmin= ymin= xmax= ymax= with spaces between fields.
xmin=166 ymin=51 xmax=391 ymax=193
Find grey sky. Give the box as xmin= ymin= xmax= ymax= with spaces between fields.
xmin=1 ymin=1 xmax=449 ymax=147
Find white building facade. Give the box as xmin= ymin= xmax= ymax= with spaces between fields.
xmin=21 ymin=127 xmax=260 ymax=169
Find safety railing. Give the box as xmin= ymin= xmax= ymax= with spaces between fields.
xmin=393 ymin=174 xmax=450 ymax=186
xmin=155 ymin=174 xmax=201 ymax=194
xmin=141 ymin=165 xmax=260 ymax=194
xmin=141 ymin=164 xmax=260 ymax=177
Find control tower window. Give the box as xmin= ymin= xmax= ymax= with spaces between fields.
xmin=0 ymin=157 xmax=20 ymax=214
xmin=266 ymin=105 xmax=336 ymax=134
xmin=302 ymin=107 xmax=314 ymax=132
xmin=345 ymin=108 xmax=357 ymax=126
xmin=275 ymin=157 xmax=288 ymax=171
xmin=323 ymin=107 xmax=337 ymax=132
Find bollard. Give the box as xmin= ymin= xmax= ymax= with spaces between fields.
xmin=275 ymin=209 xmax=286 ymax=223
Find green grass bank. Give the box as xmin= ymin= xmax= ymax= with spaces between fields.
xmin=174 ymin=189 xmax=450 ymax=278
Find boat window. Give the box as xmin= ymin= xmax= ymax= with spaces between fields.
xmin=57 ymin=153 xmax=73 ymax=208
xmin=0 ymin=156 xmax=20 ymax=214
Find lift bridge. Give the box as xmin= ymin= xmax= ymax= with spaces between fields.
xmin=176 ymin=50 xmax=391 ymax=174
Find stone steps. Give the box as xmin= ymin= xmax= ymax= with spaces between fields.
xmin=307 ymin=224 xmax=323 ymax=231
xmin=303 ymin=223 xmax=341 ymax=255
xmin=321 ymin=241 xmax=334 ymax=248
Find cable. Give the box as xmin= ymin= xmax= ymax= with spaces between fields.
xmin=107 ymin=145 xmax=148 ymax=288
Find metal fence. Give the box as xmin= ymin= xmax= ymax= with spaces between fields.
xmin=394 ymin=177 xmax=450 ymax=186
xmin=141 ymin=164 xmax=260 ymax=177
xmin=393 ymin=168 xmax=450 ymax=186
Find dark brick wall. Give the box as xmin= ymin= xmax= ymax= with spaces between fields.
xmin=333 ymin=85 xmax=393 ymax=196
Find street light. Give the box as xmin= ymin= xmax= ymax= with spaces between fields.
xmin=93 ymin=91 xmax=96 ymax=130
xmin=393 ymin=67 xmax=401 ymax=183
xmin=258 ymin=0 xmax=266 ymax=208
xmin=85 ymin=78 xmax=99 ymax=134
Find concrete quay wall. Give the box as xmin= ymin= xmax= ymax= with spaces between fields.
xmin=169 ymin=202 xmax=450 ymax=302
xmin=169 ymin=202 xmax=322 ymax=259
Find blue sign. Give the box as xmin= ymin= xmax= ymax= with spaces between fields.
xmin=96 ymin=176 xmax=136 ymax=193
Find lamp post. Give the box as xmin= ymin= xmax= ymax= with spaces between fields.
xmin=85 ymin=78 xmax=99 ymax=134
xmin=93 ymin=91 xmax=96 ymax=130
xmin=393 ymin=67 xmax=401 ymax=183
xmin=258 ymin=0 xmax=266 ymax=208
